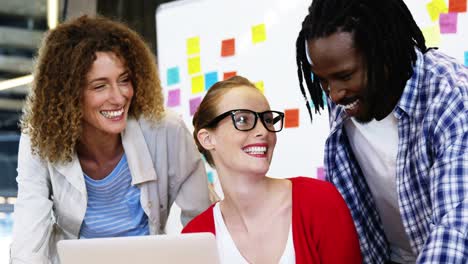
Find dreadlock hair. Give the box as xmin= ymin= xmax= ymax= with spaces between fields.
xmin=296 ymin=0 xmax=427 ymax=121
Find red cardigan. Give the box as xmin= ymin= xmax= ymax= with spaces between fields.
xmin=182 ymin=177 xmax=362 ymax=263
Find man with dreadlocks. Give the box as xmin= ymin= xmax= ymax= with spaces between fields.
xmin=296 ymin=0 xmax=468 ymax=263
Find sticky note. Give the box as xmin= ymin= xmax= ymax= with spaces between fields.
xmin=317 ymin=167 xmax=325 ymax=180
xmin=427 ymin=0 xmax=449 ymax=21
xmin=223 ymin=71 xmax=237 ymax=80
xmin=422 ymin=25 xmax=441 ymax=47
xmin=167 ymin=89 xmax=181 ymax=107
xmin=254 ymin=81 xmax=264 ymax=93
xmin=191 ymin=75 xmax=204 ymax=94
xmin=207 ymin=171 xmax=215 ymax=184
xmin=322 ymin=91 xmax=328 ymax=106
xmin=189 ymin=97 xmax=202 ymax=116
xmin=284 ymin=109 xmax=299 ymax=128
xmin=167 ymin=67 xmax=180 ymax=86
xmin=252 ymin=23 xmax=267 ymax=43
xmin=449 ymin=0 xmax=467 ymax=12
xmin=205 ymin=72 xmax=218 ymax=90
xmin=187 ymin=36 xmax=200 ymax=55
xmin=188 ymin=56 xmax=201 ymax=75
xmin=221 ymin=38 xmax=235 ymax=57
xmin=464 ymin=51 xmax=468 ymax=66
xmin=439 ymin=13 xmax=458 ymax=33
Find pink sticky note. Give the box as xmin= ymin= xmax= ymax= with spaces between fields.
xmin=317 ymin=167 xmax=325 ymax=180
xmin=189 ymin=97 xmax=202 ymax=116
xmin=167 ymin=89 xmax=180 ymax=107
xmin=439 ymin=13 xmax=458 ymax=33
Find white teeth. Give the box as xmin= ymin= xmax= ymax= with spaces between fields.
xmin=342 ymin=99 xmax=359 ymax=110
xmin=243 ymin=146 xmax=267 ymax=154
xmin=101 ymin=108 xmax=124 ymax=118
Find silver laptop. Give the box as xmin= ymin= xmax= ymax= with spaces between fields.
xmin=57 ymin=233 xmax=220 ymax=264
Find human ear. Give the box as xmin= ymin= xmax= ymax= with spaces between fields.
xmin=197 ymin=128 xmax=215 ymax=150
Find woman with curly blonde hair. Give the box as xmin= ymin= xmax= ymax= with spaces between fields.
xmin=11 ymin=15 xmax=211 ymax=264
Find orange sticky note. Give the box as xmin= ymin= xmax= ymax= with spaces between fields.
xmin=449 ymin=0 xmax=467 ymax=12
xmin=252 ymin=24 xmax=267 ymax=43
xmin=187 ymin=56 xmax=201 ymax=75
xmin=191 ymin=75 xmax=204 ymax=94
xmin=427 ymin=0 xmax=449 ymax=21
xmin=422 ymin=25 xmax=441 ymax=47
xmin=284 ymin=109 xmax=299 ymax=128
xmin=254 ymin=81 xmax=264 ymax=93
xmin=221 ymin=38 xmax=235 ymax=57
xmin=223 ymin=71 xmax=237 ymax=80
xmin=187 ymin=36 xmax=200 ymax=55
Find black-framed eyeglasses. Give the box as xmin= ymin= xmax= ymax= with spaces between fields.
xmin=205 ymin=109 xmax=285 ymax=132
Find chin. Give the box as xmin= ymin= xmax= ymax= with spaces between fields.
xmin=352 ymin=105 xmax=374 ymax=123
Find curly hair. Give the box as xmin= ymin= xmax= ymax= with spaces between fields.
xmin=21 ymin=15 xmax=164 ymax=163
xmin=192 ymin=76 xmax=258 ymax=167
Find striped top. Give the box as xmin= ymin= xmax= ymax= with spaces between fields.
xmin=79 ymin=153 xmax=149 ymax=238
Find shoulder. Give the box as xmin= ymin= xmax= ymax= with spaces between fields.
xmin=136 ymin=109 xmax=190 ymax=137
xmin=421 ymin=50 xmax=467 ymax=101
xmin=182 ymin=204 xmax=216 ymax=234
xmin=289 ymin=177 xmax=338 ymax=197
xmin=289 ymin=177 xmax=346 ymax=209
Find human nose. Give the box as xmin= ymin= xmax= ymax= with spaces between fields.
xmin=109 ymin=83 xmax=126 ymax=104
xmin=327 ymin=81 xmax=346 ymax=104
xmin=253 ymin=114 xmax=268 ymax=137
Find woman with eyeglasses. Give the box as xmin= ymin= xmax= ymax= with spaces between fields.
xmin=182 ymin=76 xmax=361 ymax=264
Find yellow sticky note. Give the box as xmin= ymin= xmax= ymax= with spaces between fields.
xmin=252 ymin=24 xmax=267 ymax=44
xmin=187 ymin=56 xmax=201 ymax=75
xmin=187 ymin=36 xmax=200 ymax=55
xmin=427 ymin=0 xmax=449 ymax=21
xmin=254 ymin=81 xmax=264 ymax=93
xmin=422 ymin=25 xmax=441 ymax=47
xmin=191 ymin=75 xmax=205 ymax=94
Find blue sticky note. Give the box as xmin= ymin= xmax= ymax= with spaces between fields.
xmin=309 ymin=92 xmax=328 ymax=109
xmin=465 ymin=51 xmax=468 ymax=66
xmin=167 ymin=67 xmax=180 ymax=86
xmin=207 ymin=171 xmax=215 ymax=184
xmin=322 ymin=91 xmax=328 ymax=106
xmin=205 ymin=71 xmax=218 ymax=90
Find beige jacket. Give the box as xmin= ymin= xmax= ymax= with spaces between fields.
xmin=10 ymin=111 xmax=211 ymax=264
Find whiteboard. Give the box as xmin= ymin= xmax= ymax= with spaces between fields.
xmin=156 ymin=0 xmax=468 ymax=182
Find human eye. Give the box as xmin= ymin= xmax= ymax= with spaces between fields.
xmin=234 ymin=113 xmax=250 ymax=124
xmin=233 ymin=111 xmax=255 ymax=129
xmin=339 ymin=73 xmax=352 ymax=81
xmin=118 ymin=74 xmax=131 ymax=84
xmin=93 ymin=83 xmax=107 ymax=90
xmin=263 ymin=112 xmax=274 ymax=124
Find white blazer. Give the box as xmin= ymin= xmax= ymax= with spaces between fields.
xmin=10 ymin=111 xmax=211 ymax=264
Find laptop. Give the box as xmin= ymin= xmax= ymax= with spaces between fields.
xmin=57 ymin=233 xmax=220 ymax=264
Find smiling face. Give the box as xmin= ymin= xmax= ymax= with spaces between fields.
xmin=81 ymin=52 xmax=134 ymax=138
xmin=207 ymin=86 xmax=277 ymax=176
xmin=307 ymin=31 xmax=376 ymax=122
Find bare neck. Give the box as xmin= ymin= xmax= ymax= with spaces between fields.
xmin=76 ymin=133 xmax=123 ymax=166
xmin=218 ymin=172 xmax=291 ymax=226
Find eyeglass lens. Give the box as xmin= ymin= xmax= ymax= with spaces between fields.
xmin=232 ymin=110 xmax=283 ymax=132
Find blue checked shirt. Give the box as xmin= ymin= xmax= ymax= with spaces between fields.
xmin=324 ymin=49 xmax=468 ymax=263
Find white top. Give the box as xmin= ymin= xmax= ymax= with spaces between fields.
xmin=213 ymin=203 xmax=295 ymax=264
xmin=11 ymin=110 xmax=211 ymax=264
xmin=345 ymin=114 xmax=416 ymax=263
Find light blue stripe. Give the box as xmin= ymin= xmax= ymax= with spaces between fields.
xmin=80 ymin=153 xmax=149 ymax=238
